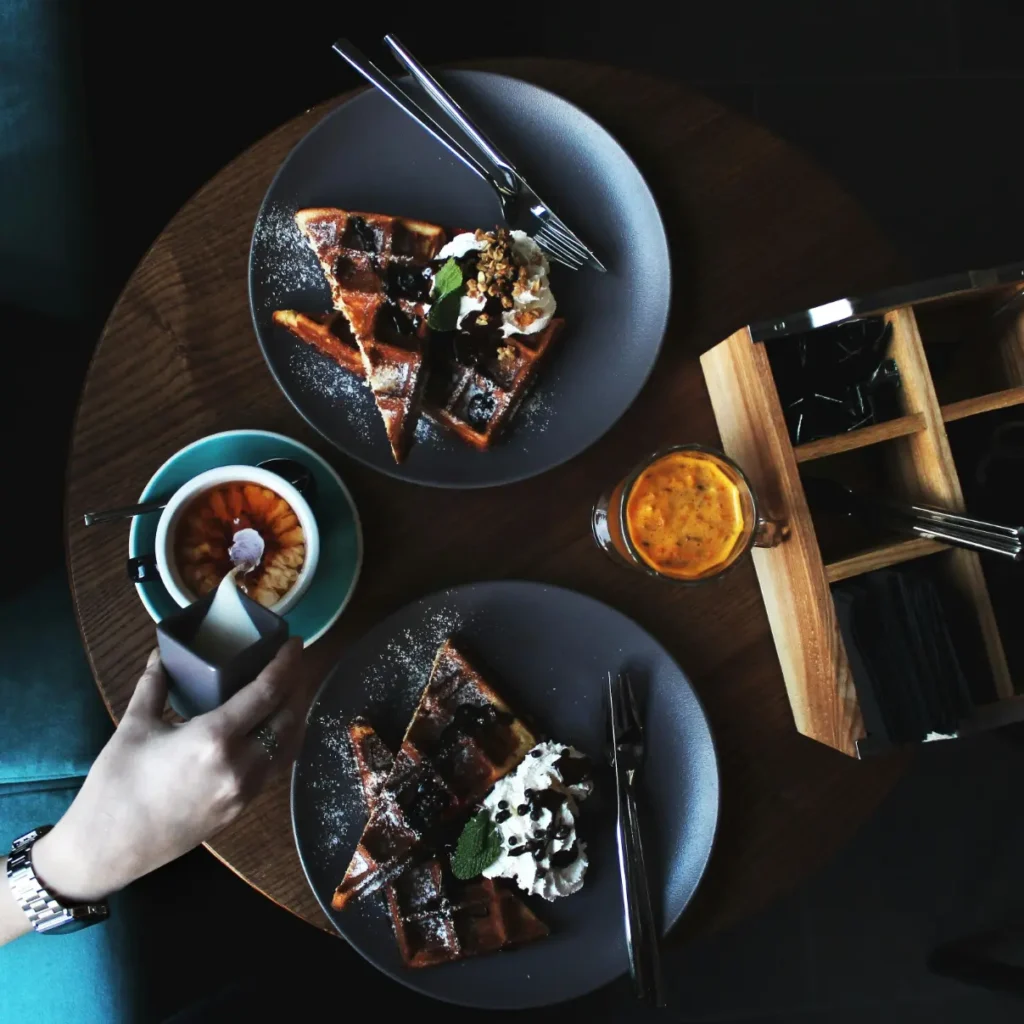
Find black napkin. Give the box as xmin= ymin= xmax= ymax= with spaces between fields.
xmin=833 ymin=565 xmax=978 ymax=747
xmin=833 ymin=587 xmax=891 ymax=747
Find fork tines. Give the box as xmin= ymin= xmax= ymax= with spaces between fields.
xmin=534 ymin=224 xmax=586 ymax=269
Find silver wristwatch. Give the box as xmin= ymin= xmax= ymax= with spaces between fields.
xmin=6 ymin=826 xmax=109 ymax=934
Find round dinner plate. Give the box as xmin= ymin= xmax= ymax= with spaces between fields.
xmin=250 ymin=71 xmax=671 ymax=488
xmin=291 ymin=581 xmax=719 ymax=1008
xmin=127 ymin=429 xmax=362 ymax=646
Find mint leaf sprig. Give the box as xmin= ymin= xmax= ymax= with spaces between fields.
xmin=427 ymin=257 xmax=464 ymax=332
xmin=451 ymin=810 xmax=502 ymax=880
xmin=433 ymin=257 xmax=463 ymax=297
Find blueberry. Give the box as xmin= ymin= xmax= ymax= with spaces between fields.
xmin=464 ymin=389 xmax=496 ymax=429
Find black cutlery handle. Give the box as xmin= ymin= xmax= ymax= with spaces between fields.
xmin=383 ymin=34 xmax=517 ymax=183
xmin=624 ymin=785 xmax=664 ymax=1006
xmin=614 ymin=811 xmax=641 ymax=987
xmin=332 ymin=39 xmax=507 ymax=196
xmin=85 ymin=498 xmax=166 ymax=526
xmin=126 ymin=554 xmax=160 ymax=583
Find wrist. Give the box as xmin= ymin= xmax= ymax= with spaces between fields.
xmin=31 ymin=822 xmax=113 ymax=904
xmin=0 ymin=857 xmax=33 ymax=944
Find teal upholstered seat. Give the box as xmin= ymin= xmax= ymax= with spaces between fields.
xmin=0 ymin=571 xmax=113 ymax=788
xmin=0 ymin=0 xmax=126 ymax=1015
xmin=0 ymin=568 xmax=124 ymax=1020
xmin=0 ymin=570 xmax=133 ymax=1023
xmin=0 ymin=0 xmax=90 ymax=319
xmin=0 ymin=786 xmax=138 ymax=1023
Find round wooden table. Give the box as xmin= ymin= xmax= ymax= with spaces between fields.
xmin=66 ymin=59 xmax=908 ymax=942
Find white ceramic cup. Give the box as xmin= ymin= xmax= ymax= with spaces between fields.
xmin=154 ymin=464 xmax=320 ymax=615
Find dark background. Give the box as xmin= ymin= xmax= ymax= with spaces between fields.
xmin=38 ymin=1 xmax=1024 ymax=1020
xmin=79 ymin=0 xmax=1024 ymax=313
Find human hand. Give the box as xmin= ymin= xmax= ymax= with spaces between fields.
xmin=32 ymin=638 xmax=308 ymax=903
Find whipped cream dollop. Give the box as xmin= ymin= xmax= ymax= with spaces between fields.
xmin=436 ymin=232 xmax=487 ymax=261
xmin=434 ymin=230 xmax=556 ymax=337
xmin=480 ymin=740 xmax=592 ymax=901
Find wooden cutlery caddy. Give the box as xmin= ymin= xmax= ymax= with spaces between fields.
xmin=701 ymin=264 xmax=1024 ymax=757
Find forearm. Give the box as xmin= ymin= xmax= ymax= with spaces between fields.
xmin=0 ymin=641 xmax=306 ymax=949
xmin=0 ymin=858 xmax=32 ymax=947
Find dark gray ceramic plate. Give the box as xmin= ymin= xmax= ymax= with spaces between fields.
xmin=291 ymin=581 xmax=719 ymax=1008
xmin=250 ymin=71 xmax=670 ymax=488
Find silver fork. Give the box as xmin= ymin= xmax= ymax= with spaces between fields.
xmin=332 ymin=38 xmax=605 ymax=273
xmin=607 ymin=671 xmax=664 ymax=1006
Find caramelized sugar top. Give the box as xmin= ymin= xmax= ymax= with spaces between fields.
xmin=174 ymin=482 xmax=305 ymax=607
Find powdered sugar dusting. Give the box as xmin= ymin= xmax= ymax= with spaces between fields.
xmin=252 ymin=203 xmax=328 ymax=307
xmin=302 ymin=708 xmax=364 ymax=871
xmin=287 ymin=349 xmax=378 ymax=443
xmin=357 ymin=605 xmax=465 ymax=706
xmin=519 ymin=377 xmax=556 ymax=433
xmin=414 ymin=414 xmax=458 ymax=450
xmin=367 ymin=362 xmax=409 ymax=394
xmin=414 ymin=415 xmax=441 ymax=443
xmin=301 ymin=606 xmax=466 ymax=875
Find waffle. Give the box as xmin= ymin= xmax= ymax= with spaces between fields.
xmin=273 ymin=308 xmax=566 ymax=451
xmin=332 ymin=639 xmax=536 ymax=910
xmin=295 ymin=208 xmax=447 ymax=462
xmin=272 ymin=309 xmax=363 ymax=376
xmin=348 ymin=716 xmax=395 ymax=812
xmin=347 ymin=719 xmax=548 ymax=968
xmin=425 ymin=317 xmax=565 ymax=452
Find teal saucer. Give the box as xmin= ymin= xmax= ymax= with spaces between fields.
xmin=128 ymin=430 xmax=362 ymax=646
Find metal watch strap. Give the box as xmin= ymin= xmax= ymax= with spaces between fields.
xmin=7 ymin=826 xmax=109 ymax=934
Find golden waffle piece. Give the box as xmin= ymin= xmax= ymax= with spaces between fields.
xmin=273 ymin=308 xmax=565 ymax=451
xmin=272 ymin=309 xmax=363 ymax=376
xmin=425 ymin=318 xmax=564 ymax=451
xmin=347 ymin=719 xmax=548 ymax=968
xmin=348 ymin=716 xmax=395 ymax=811
xmin=332 ymin=639 xmax=536 ymax=910
xmin=295 ymin=208 xmax=447 ymax=462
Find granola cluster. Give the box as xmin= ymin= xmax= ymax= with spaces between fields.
xmin=464 ymin=228 xmax=517 ymax=311
xmin=463 ymin=228 xmax=548 ymax=330
xmin=496 ymin=343 xmax=517 ymax=367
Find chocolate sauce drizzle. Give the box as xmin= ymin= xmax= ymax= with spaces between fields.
xmin=499 ymin=751 xmax=592 ymax=877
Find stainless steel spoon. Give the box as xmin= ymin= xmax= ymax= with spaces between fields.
xmin=83 ymin=458 xmax=316 ymax=526
xmin=803 ymin=476 xmax=1024 ymax=560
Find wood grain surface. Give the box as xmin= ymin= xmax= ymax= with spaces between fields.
xmin=885 ymin=307 xmax=1013 ymax=699
xmin=66 ymin=59 xmax=911 ymax=940
xmin=825 ymin=538 xmax=948 ymax=584
xmin=793 ymin=412 xmax=926 ymax=463
xmin=702 ymin=328 xmax=865 ymax=756
xmin=941 ymin=385 xmax=1024 ymax=423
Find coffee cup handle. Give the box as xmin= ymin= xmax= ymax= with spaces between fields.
xmin=127 ymin=554 xmax=160 ymax=583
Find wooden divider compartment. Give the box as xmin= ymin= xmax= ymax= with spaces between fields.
xmin=915 ymin=284 xmax=1024 ymax=408
xmin=944 ymin=402 xmax=1024 ymax=692
xmin=701 ymin=267 xmax=1024 ymax=757
xmin=799 ymin=439 xmax=929 ymax=564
